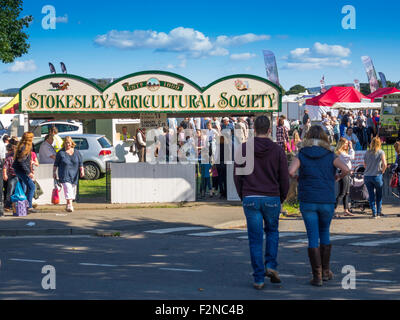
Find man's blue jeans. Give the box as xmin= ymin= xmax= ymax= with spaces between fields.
xmin=15 ymin=172 xmax=35 ymax=209
xmin=364 ymin=175 xmax=383 ymax=216
xmin=243 ymin=196 xmax=281 ymax=283
xmin=299 ymin=202 xmax=334 ymax=249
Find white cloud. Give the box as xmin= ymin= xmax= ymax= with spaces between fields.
xmin=95 ymin=28 xmax=213 ymax=58
xmin=7 ymin=60 xmax=37 ymax=73
xmin=56 ymin=14 xmax=68 ymax=23
xmin=94 ymin=27 xmax=269 ymax=58
xmin=283 ymin=59 xmax=351 ymax=70
xmin=230 ymin=53 xmax=256 ymax=60
xmin=283 ymin=42 xmax=352 ymax=70
xmin=209 ymin=47 xmax=229 ymax=56
xmin=313 ymin=42 xmax=350 ymax=57
xmin=289 ymin=48 xmax=310 ymax=59
xmin=216 ymin=33 xmax=270 ymax=46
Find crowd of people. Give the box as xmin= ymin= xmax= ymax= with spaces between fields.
xmin=273 ymin=108 xmax=392 ymax=218
xmin=300 ymin=109 xmax=380 ymax=150
xmin=0 ymin=126 xmax=83 ymax=216
xmin=147 ymin=116 xmax=255 ymax=199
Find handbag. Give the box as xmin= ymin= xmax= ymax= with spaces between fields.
xmin=11 ymin=180 xmax=27 ymax=203
xmin=390 ymin=172 xmax=399 ymax=188
xmin=286 ymin=141 xmax=292 ymax=153
xmin=51 ymin=179 xmax=61 ymax=205
xmin=34 ymin=180 xmax=44 ymax=200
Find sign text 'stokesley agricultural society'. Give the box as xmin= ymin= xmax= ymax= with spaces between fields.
xmin=20 ymin=71 xmax=281 ymax=114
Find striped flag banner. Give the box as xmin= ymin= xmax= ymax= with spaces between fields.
xmin=361 ymin=56 xmax=379 ymax=93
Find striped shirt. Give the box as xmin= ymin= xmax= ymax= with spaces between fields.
xmin=276 ymin=126 xmax=288 ymax=150
xmin=4 ymin=154 xmax=16 ymax=177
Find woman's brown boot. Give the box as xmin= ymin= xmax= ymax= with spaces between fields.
xmin=308 ymin=248 xmax=323 ymax=286
xmin=320 ymin=244 xmax=334 ymax=281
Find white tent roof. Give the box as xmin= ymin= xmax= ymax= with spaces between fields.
xmin=331 ymin=102 xmax=381 ymax=110
xmin=0 ymin=97 xmax=14 ymax=108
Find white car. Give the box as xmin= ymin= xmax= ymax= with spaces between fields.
xmin=34 ymin=133 xmax=119 ymax=180
xmin=35 ymin=121 xmax=83 ymax=137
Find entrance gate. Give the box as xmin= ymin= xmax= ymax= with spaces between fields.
xmin=19 ymin=71 xmax=281 ymax=205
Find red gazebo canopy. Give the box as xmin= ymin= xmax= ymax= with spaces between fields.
xmin=4 ymin=103 xmax=18 ymax=114
xmin=367 ymin=87 xmax=400 ymax=102
xmin=305 ymin=86 xmax=370 ymax=106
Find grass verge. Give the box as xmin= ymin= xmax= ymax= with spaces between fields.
xmin=282 ymin=202 xmax=300 ymax=215
xmin=78 ymin=176 xmax=106 ymax=199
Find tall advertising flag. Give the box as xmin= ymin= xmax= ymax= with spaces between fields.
xmin=354 ymin=79 xmax=360 ymax=91
xmin=378 ymin=72 xmax=387 ymax=88
xmin=60 ymin=62 xmax=67 ymax=74
xmin=262 ymin=50 xmax=280 ymax=86
xmin=48 ymin=62 xmax=56 ymax=74
xmin=361 ymin=56 xmax=379 ymax=93
xmin=320 ymin=75 xmax=326 ymax=93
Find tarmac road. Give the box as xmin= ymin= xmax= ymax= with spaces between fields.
xmin=0 ymin=220 xmax=399 ymax=300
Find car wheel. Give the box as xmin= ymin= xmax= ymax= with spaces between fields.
xmin=84 ymin=162 xmax=101 ymax=180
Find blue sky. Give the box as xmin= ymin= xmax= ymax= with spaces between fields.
xmin=1 ymin=0 xmax=400 ymax=91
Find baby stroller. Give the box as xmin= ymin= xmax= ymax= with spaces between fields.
xmin=349 ymin=166 xmax=370 ymax=213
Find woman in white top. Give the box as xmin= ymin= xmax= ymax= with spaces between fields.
xmin=343 ymin=128 xmax=359 ymax=149
xmin=334 ymin=138 xmax=355 ymax=217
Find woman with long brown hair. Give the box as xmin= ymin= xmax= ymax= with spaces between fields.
xmin=288 ymin=125 xmax=350 ymax=286
xmin=364 ymin=137 xmax=387 ymax=218
xmin=12 ymin=132 xmax=38 ymax=213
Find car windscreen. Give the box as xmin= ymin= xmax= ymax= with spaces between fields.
xmin=56 ymin=124 xmax=79 ymax=132
xmin=41 ymin=125 xmax=49 ymax=135
xmin=98 ymin=136 xmax=112 ymax=148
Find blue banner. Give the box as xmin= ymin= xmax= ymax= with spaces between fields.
xmin=378 ymin=72 xmax=387 ymax=88
xmin=262 ymin=50 xmax=280 ymax=86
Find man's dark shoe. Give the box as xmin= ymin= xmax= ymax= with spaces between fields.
xmin=28 ymin=208 xmax=39 ymax=214
xmin=253 ymin=282 xmax=265 ymax=290
xmin=265 ymin=268 xmax=281 ymax=283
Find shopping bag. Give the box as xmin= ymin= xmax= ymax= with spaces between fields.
xmin=34 ymin=180 xmax=44 ymax=200
xmin=10 ymin=180 xmax=27 ymax=203
xmin=51 ymin=187 xmax=60 ymax=205
xmin=52 ymin=179 xmax=61 ymax=205
xmin=13 ymin=200 xmax=29 ymax=217
xmin=390 ymin=172 xmax=399 ymax=188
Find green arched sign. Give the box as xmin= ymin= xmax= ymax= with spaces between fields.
xmin=20 ymin=71 xmax=282 ymax=115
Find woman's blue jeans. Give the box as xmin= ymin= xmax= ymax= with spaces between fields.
xmin=364 ymin=175 xmax=383 ymax=216
xmin=243 ymin=196 xmax=281 ymax=283
xmin=16 ymin=172 xmax=35 ymax=208
xmin=299 ymin=202 xmax=334 ymax=249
